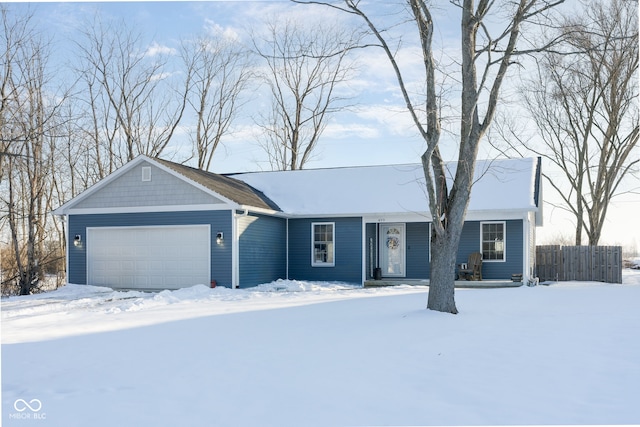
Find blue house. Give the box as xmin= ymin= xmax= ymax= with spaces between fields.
xmin=54 ymin=156 xmax=543 ymax=290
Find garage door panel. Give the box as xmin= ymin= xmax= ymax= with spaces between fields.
xmin=88 ymin=225 xmax=210 ymax=290
xmin=122 ymin=260 xmax=135 ymax=272
xmin=134 ymin=276 xmax=150 ymax=288
xmin=107 ymin=246 xmax=120 ymax=257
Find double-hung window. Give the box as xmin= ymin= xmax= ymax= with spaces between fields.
xmin=312 ymin=222 xmax=334 ymax=266
xmin=481 ymin=221 xmax=505 ymax=261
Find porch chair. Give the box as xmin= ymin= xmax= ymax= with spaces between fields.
xmin=459 ymin=252 xmax=483 ymax=281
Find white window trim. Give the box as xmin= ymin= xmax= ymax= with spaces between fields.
xmin=480 ymin=221 xmax=506 ymax=263
xmin=311 ymin=222 xmax=335 ymax=267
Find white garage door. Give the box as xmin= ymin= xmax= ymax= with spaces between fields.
xmin=87 ymin=225 xmax=210 ymax=290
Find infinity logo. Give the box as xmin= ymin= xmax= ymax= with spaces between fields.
xmin=13 ymin=399 xmax=42 ymax=412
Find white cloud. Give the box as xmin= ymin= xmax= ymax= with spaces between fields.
xmin=322 ymin=122 xmax=380 ymax=140
xmin=144 ymin=42 xmax=177 ymax=57
xmin=354 ymin=104 xmax=418 ymax=138
xmin=150 ymin=72 xmax=175 ymax=82
xmin=203 ymin=19 xmax=241 ymax=42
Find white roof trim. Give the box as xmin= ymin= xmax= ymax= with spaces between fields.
xmin=61 ymin=204 xmax=233 ymax=216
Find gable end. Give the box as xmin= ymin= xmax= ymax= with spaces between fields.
xmin=71 ymin=160 xmax=227 ymax=210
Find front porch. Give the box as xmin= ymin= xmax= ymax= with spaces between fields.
xmin=363 ymin=278 xmax=523 ymax=288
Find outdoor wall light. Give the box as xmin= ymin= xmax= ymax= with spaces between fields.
xmin=216 ymin=232 xmax=224 ymax=245
xmin=73 ymin=234 xmax=82 ymax=247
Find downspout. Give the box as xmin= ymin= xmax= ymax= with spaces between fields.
xmin=231 ymin=210 xmax=237 ymax=289
xmin=527 ymin=211 xmax=540 ymax=287
xmin=522 ymin=212 xmax=529 ymax=285
xmin=362 ymin=219 xmax=368 ymax=286
xmin=232 ymin=209 xmax=250 ymax=289
xmin=286 ymin=218 xmax=289 ymax=280
xmin=63 ymin=214 xmax=69 ymax=285
xmin=376 ymin=223 xmax=380 ymax=276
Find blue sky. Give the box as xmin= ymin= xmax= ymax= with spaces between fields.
xmin=8 ymin=0 xmax=640 ymax=250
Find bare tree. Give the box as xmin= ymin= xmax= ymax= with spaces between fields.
xmin=1 ymin=6 xmax=68 ymax=294
xmin=180 ymin=33 xmax=253 ymax=171
xmin=301 ymin=0 xmax=563 ymax=313
xmin=500 ymin=0 xmax=639 ymax=245
xmin=252 ymin=15 xmax=359 ymax=170
xmin=74 ymin=15 xmax=189 ymax=175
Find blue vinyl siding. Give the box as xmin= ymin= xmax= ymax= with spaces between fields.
xmin=406 ymin=222 xmax=430 ymax=279
xmin=238 ymin=213 xmax=286 ymax=287
xmin=457 ymin=219 xmax=523 ymax=279
xmin=68 ymin=210 xmax=232 ymax=287
xmin=288 ymin=217 xmax=362 ymax=284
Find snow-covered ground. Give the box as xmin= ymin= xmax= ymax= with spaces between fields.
xmin=2 ymin=271 xmax=640 ymax=426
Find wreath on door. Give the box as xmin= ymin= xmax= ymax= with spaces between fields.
xmin=386 ymin=236 xmax=400 ymax=249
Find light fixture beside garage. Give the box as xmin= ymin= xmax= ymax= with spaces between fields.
xmin=216 ymin=232 xmax=224 ymax=245
xmin=73 ymin=234 xmax=82 ymax=247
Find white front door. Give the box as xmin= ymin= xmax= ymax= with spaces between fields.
xmin=379 ymin=223 xmax=405 ymax=277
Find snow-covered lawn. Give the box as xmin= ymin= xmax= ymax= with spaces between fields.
xmin=3 ymin=272 xmax=640 ymax=426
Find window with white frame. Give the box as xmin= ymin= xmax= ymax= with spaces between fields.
xmin=481 ymin=221 xmax=505 ymax=261
xmin=312 ymin=222 xmax=334 ymax=266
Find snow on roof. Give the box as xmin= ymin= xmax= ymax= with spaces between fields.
xmin=230 ymin=157 xmax=539 ymax=216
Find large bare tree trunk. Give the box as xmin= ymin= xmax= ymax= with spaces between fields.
xmin=428 ymin=227 xmax=461 ymax=314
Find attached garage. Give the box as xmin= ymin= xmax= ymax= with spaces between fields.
xmin=56 ymin=156 xmax=279 ymax=289
xmin=87 ymin=225 xmax=210 ymax=290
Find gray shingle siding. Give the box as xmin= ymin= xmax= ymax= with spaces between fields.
xmin=75 ymin=161 xmax=224 ymax=209
xmin=68 ymin=210 xmax=233 ymax=287
xmin=238 ymin=213 xmax=286 ymax=287
xmin=288 ymin=217 xmax=362 ymax=284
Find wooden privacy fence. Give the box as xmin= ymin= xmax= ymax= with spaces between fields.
xmin=536 ymin=245 xmax=622 ymax=283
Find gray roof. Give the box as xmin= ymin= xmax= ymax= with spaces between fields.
xmin=155 ymin=159 xmax=281 ymax=211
